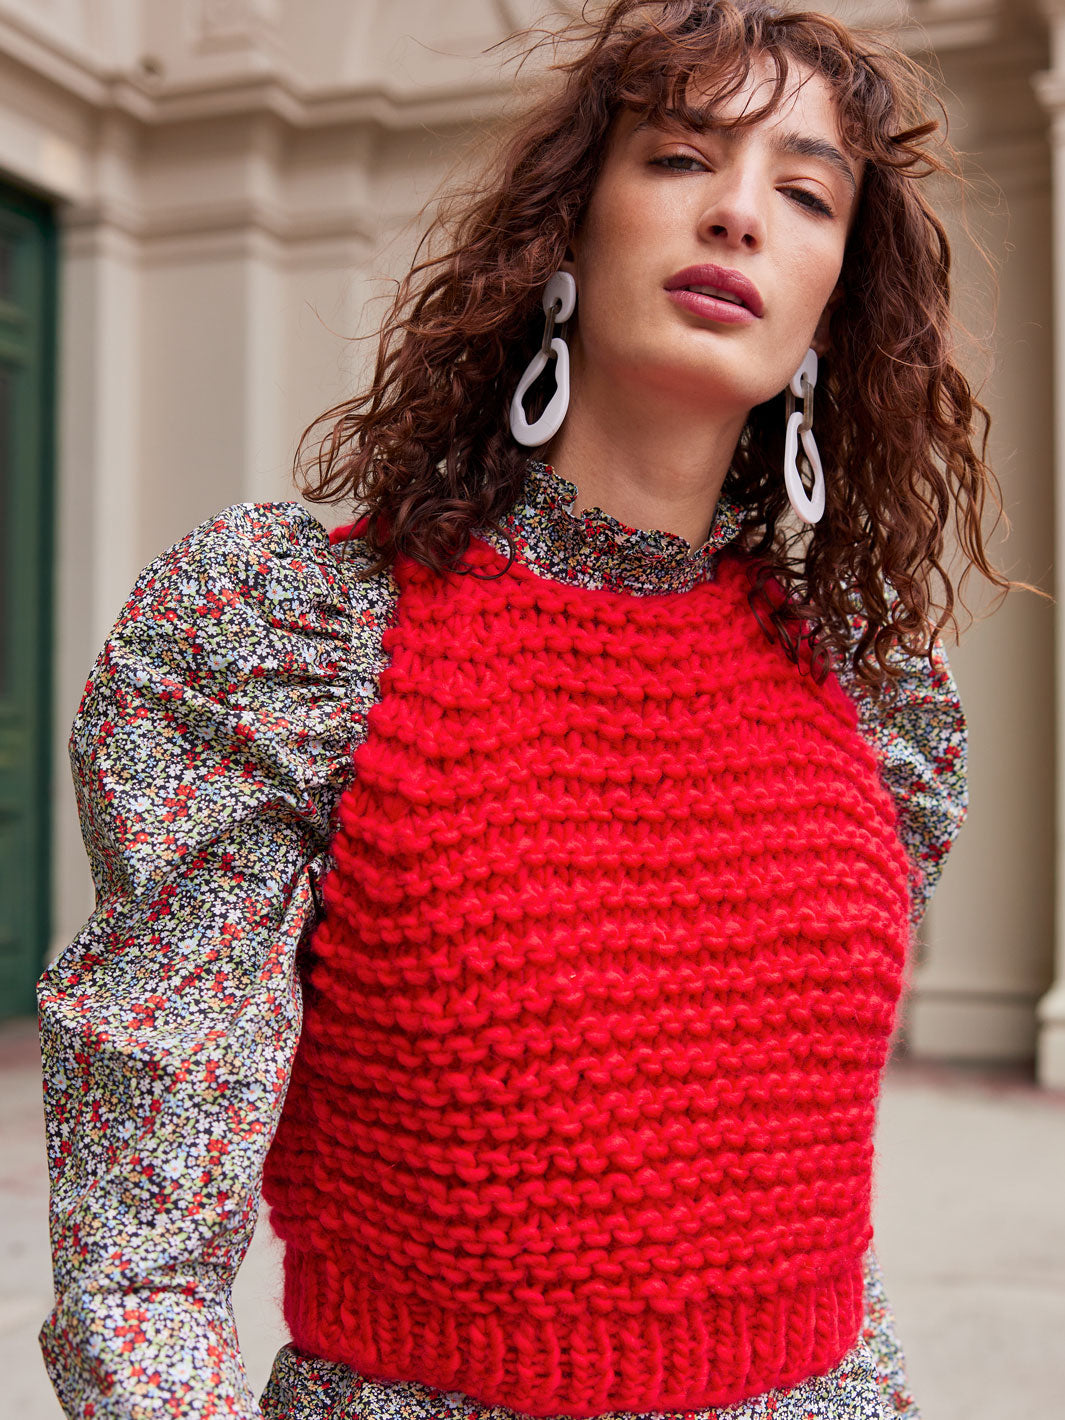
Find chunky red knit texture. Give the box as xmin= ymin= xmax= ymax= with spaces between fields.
xmin=262 ymin=537 xmax=912 ymax=1417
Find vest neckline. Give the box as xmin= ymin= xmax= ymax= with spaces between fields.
xmin=473 ymin=458 xmax=746 ymax=598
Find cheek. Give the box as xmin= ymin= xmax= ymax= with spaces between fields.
xmin=778 ymin=237 xmax=846 ymax=332
xmin=578 ymin=170 xmax=669 ymax=273
xmin=579 ymin=213 xmax=638 ymax=280
xmin=573 ymin=209 xmax=648 ymax=329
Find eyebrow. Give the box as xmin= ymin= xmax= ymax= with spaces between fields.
xmin=631 ymin=116 xmax=858 ymax=193
xmin=774 ymin=132 xmax=858 ymax=192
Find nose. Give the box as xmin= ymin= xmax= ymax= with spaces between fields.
xmin=696 ymin=159 xmax=767 ymax=252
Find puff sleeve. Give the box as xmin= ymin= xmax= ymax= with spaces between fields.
xmin=835 ymin=615 xmax=969 ymax=936
xmin=36 ymin=502 xmax=381 ymax=1419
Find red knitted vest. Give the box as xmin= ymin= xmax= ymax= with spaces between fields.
xmin=262 ymin=534 xmax=912 ymax=1417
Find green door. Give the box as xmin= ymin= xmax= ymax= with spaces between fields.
xmin=0 ymin=180 xmax=56 ymax=1018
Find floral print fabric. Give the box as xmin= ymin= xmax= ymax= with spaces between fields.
xmin=37 ymin=460 xmax=968 ymax=1419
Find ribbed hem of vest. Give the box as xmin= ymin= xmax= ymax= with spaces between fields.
xmin=280 ymin=1250 xmax=866 ymax=1417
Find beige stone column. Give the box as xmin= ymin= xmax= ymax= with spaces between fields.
xmin=54 ymin=205 xmax=144 ymax=948
xmin=1034 ymin=0 xmax=1065 ymax=1087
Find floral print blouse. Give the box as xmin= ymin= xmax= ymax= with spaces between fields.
xmin=37 ymin=458 xmax=968 ymax=1420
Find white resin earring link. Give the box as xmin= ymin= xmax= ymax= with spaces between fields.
xmin=509 ymin=271 xmax=577 ymax=447
xmin=783 ymin=347 xmax=826 ymax=524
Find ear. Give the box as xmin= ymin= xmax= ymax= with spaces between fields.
xmin=812 ymin=281 xmax=844 ymax=356
xmin=558 ymin=242 xmax=578 ymax=280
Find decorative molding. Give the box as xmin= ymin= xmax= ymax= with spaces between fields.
xmin=0 ymin=0 xmax=1029 ymax=139
xmin=956 ymin=130 xmax=1052 ymax=199
xmin=900 ymin=16 xmax=1001 ymax=53
xmin=0 ymin=9 xmax=110 ymax=105
xmin=195 ymin=0 xmax=283 ymax=60
xmin=1036 ymin=981 xmax=1065 ymax=1086
xmin=1034 ymin=0 xmax=1065 ymax=117
xmin=909 ymin=993 xmax=1041 ymax=1062
xmin=58 ymin=212 xmax=140 ymax=263
xmin=138 ymin=222 xmax=284 ymax=269
xmin=59 ymin=193 xmax=378 ymax=253
xmin=1034 ymin=64 xmax=1065 ymax=120
xmin=198 ymin=0 xmax=282 ymax=40
xmin=107 ymin=69 xmax=514 ymax=130
xmin=823 ymin=0 xmax=1002 ymax=53
xmin=0 ymin=7 xmax=518 ymax=137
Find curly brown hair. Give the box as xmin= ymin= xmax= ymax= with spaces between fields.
xmin=295 ymin=0 xmax=1039 ymax=698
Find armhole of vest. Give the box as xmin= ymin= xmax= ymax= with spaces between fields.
xmin=343 ymin=556 xmax=400 ymax=768
xmin=330 ymin=514 xmax=371 ymax=545
xmin=820 ymin=663 xmax=865 ymax=731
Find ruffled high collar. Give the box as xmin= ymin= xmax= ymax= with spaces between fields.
xmin=475 ymin=458 xmax=746 ymax=597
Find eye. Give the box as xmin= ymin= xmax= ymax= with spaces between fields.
xmin=649 ymin=152 xmax=708 ymax=172
xmin=784 ymin=187 xmax=835 ymax=218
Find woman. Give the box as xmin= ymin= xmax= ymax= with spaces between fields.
xmin=37 ymin=3 xmax=1026 ymax=1419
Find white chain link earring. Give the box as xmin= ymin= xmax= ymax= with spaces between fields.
xmin=783 ymin=348 xmax=826 ymax=524
xmin=509 ymin=271 xmax=577 ymax=447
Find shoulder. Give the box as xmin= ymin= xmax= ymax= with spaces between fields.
xmin=125 ymin=501 xmax=338 ymax=615
xmin=835 ymin=624 xmax=968 ymax=815
xmin=831 ymin=581 xmax=967 ymax=782
xmin=831 ymin=591 xmax=968 ymax=926
xmin=70 ymin=502 xmax=399 ymax=830
xmin=76 ymin=501 xmax=401 ymax=745
xmin=112 ymin=500 xmax=397 ymax=652
xmin=831 ymin=583 xmax=966 ymax=736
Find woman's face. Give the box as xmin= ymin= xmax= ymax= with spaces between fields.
xmin=562 ymin=60 xmax=862 ymax=419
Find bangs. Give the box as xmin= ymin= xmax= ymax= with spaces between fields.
xmin=615 ymin=36 xmax=804 ymax=136
xmin=579 ymin=3 xmax=937 ymax=170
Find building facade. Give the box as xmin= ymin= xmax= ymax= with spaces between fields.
xmin=1 ymin=0 xmax=1063 ymax=1086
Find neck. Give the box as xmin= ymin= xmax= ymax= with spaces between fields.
xmin=540 ymin=356 xmax=748 ymax=551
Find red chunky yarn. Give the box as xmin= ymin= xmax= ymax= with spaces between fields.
xmin=262 ymin=536 xmax=912 ymax=1417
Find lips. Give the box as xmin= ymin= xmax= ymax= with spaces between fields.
xmin=664 ymin=264 xmax=764 ymax=318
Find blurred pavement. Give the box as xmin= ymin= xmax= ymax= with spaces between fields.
xmin=3 ymin=1016 xmax=1064 ymax=1419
